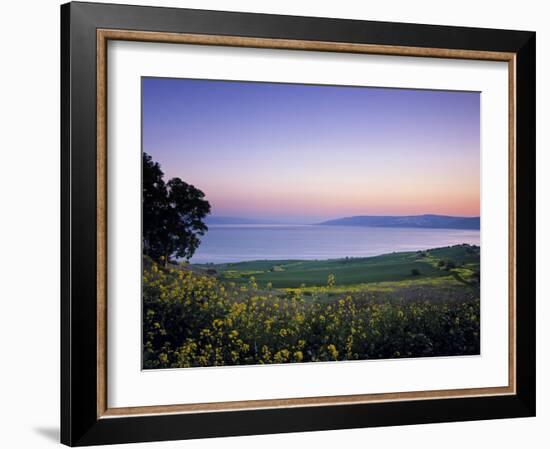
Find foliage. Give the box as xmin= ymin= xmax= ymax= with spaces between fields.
xmin=142 ymin=152 xmax=211 ymax=265
xmin=445 ymin=260 xmax=457 ymax=271
xmin=327 ymin=273 xmax=336 ymax=288
xmin=143 ymin=257 xmax=480 ymax=369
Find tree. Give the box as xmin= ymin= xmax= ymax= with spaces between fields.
xmin=143 ymin=152 xmax=211 ymax=266
xmin=445 ymin=260 xmax=456 ymax=271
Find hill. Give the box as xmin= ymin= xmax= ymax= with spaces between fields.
xmin=318 ymin=214 xmax=479 ymax=230
xmin=197 ymin=244 xmax=480 ymax=290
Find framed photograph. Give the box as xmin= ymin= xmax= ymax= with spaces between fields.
xmin=61 ymin=2 xmax=536 ymax=446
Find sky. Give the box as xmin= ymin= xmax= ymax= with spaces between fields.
xmin=142 ymin=77 xmax=480 ymax=224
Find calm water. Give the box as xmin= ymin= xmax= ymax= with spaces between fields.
xmin=190 ymin=225 xmax=480 ymax=264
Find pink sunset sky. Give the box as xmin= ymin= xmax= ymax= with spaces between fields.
xmin=143 ymin=78 xmax=480 ymax=224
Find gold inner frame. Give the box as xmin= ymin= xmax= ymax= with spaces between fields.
xmin=96 ymin=29 xmax=517 ymax=419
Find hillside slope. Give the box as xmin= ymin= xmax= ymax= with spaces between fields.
xmin=318 ymin=214 xmax=479 ymax=230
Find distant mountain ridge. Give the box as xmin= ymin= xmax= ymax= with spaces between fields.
xmin=318 ymin=214 xmax=480 ymax=230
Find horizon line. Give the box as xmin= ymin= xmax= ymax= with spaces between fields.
xmin=208 ymin=213 xmax=481 ymax=219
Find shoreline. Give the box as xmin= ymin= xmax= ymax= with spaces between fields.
xmin=192 ymin=243 xmax=480 ymax=267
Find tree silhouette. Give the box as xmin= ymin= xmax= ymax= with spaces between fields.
xmin=143 ymin=152 xmax=211 ymax=266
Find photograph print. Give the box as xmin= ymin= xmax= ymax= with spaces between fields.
xmin=142 ymin=78 xmax=481 ymax=370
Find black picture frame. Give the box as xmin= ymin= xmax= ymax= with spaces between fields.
xmin=61 ymin=1 xmax=536 ymax=446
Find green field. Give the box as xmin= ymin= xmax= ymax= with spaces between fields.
xmin=196 ymin=244 xmax=480 ymax=291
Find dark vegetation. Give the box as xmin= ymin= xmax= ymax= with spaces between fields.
xmin=142 ymin=152 xmax=210 ymax=267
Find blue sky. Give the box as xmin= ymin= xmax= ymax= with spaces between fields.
xmin=142 ymin=77 xmax=480 ymax=223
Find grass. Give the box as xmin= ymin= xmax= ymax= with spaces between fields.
xmin=195 ymin=244 xmax=480 ymax=291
